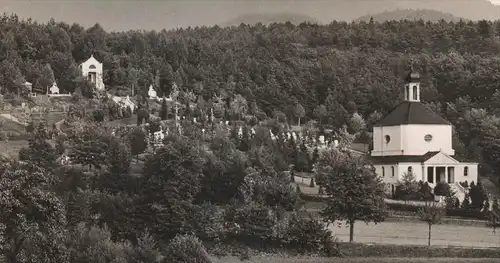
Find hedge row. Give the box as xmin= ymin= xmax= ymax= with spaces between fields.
xmin=300 ymin=193 xmax=328 ymax=202
xmin=386 ymin=202 xmax=488 ymax=220
xmin=339 ymin=243 xmax=500 ymax=258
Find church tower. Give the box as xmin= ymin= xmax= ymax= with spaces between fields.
xmin=403 ymin=72 xmax=420 ymax=102
xmin=371 ymin=70 xmax=453 ymax=157
xmin=369 ymin=68 xmax=478 ymax=197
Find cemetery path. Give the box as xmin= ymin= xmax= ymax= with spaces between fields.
xmin=330 ymin=221 xmax=500 ymax=248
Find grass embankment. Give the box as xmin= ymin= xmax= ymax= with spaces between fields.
xmin=212 ymin=243 xmax=500 ymax=263
xmin=212 ymin=257 xmax=500 ymax=263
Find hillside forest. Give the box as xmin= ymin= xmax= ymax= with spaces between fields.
xmin=1 ymin=15 xmax=500 ymax=180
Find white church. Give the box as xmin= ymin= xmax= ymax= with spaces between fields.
xmin=79 ymin=54 xmax=105 ymax=91
xmin=370 ymin=71 xmax=478 ymax=197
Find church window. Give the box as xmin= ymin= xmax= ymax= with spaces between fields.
xmin=408 ymin=166 xmax=412 ymax=173
xmin=412 ymin=85 xmax=418 ymax=100
xmin=424 ymin=134 xmax=433 ymax=142
xmin=391 ymin=166 xmax=395 ymax=177
xmin=405 ymin=85 xmax=410 ymax=100
xmin=464 ymin=166 xmax=468 ymax=176
xmin=382 ymin=167 xmax=385 ymax=177
xmin=384 ymin=135 xmax=391 ymax=144
xmin=89 ymin=64 xmax=96 ymax=69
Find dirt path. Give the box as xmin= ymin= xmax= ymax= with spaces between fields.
xmin=330 ymin=221 xmax=500 ymax=248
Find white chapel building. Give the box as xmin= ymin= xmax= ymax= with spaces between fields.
xmin=79 ymin=54 xmax=105 ymax=91
xmin=370 ymin=71 xmax=478 ymax=196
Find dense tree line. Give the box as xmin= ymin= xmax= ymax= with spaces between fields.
xmin=2 ymin=117 xmax=360 ymax=261
xmin=1 ymin=15 xmax=500 ymax=179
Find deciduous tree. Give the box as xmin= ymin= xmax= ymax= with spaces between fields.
xmin=316 ymin=149 xmax=386 ymax=242
xmin=136 ymin=135 xmax=204 ymax=240
xmin=418 ymin=201 xmax=445 ymax=247
xmin=0 ymin=161 xmax=69 ymax=262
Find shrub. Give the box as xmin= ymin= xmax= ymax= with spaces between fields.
xmin=299 ymin=193 xmax=327 ymax=202
xmin=281 ymin=214 xmax=340 ymax=256
xmin=162 ymin=234 xmax=212 ymax=263
xmin=309 ymin=177 xmax=315 ymax=187
xmin=434 ymin=182 xmax=452 ymax=197
xmin=223 ymin=204 xmax=277 ymax=247
xmin=190 ymin=203 xmax=225 ymax=242
xmin=386 ymin=202 xmax=487 ymax=220
xmin=67 ymin=224 xmax=132 ymax=263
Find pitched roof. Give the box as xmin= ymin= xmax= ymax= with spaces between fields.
xmin=370 ymin=151 xmax=440 ymax=164
xmin=374 ymin=101 xmax=450 ymax=127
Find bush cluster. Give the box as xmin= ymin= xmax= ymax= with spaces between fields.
xmin=386 ymin=202 xmax=488 ymax=220
xmin=219 ymin=204 xmax=337 ymax=256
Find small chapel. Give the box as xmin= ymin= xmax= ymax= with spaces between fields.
xmin=79 ymin=54 xmax=105 ymax=91
xmin=370 ymin=71 xmax=478 ymax=197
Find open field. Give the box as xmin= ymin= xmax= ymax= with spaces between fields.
xmin=331 ymin=221 xmax=500 ymax=248
xmin=212 ymin=256 xmax=500 ymax=263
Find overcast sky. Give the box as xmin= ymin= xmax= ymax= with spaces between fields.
xmin=1 ymin=0 xmax=499 ymax=31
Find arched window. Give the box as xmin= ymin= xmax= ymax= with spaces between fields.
xmin=413 ymin=85 xmax=418 ymax=100
xmin=89 ymin=64 xmax=96 ymax=69
xmin=406 ymin=85 xmax=410 ymax=100
xmin=382 ymin=167 xmax=385 ymax=177
xmin=408 ymin=166 xmax=412 ymax=173
xmin=464 ymin=166 xmax=469 ymax=176
xmin=391 ymin=166 xmax=395 ymax=177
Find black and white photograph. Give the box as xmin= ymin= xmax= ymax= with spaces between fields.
xmin=0 ymin=0 xmax=499 ymax=262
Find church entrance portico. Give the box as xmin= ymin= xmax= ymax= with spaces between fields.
xmin=425 ymin=165 xmax=455 ymax=184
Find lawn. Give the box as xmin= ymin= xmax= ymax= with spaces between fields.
xmin=330 ymin=221 xmax=500 ymax=248
xmin=0 ymin=140 xmax=28 ymax=157
xmin=211 ymin=256 xmax=500 ymax=263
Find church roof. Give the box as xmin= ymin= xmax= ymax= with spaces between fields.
xmin=374 ymin=101 xmax=450 ymax=127
xmin=370 ymin=151 xmax=440 ymax=164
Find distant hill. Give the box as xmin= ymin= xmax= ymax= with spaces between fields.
xmin=221 ymin=13 xmax=318 ymax=27
xmin=0 ymin=0 xmax=500 ymax=31
xmin=355 ymin=9 xmax=468 ymax=22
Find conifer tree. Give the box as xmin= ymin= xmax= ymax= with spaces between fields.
xmin=160 ymin=98 xmax=168 ymax=120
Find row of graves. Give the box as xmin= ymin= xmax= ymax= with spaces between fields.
xmin=148 ymin=117 xmax=340 ymax=151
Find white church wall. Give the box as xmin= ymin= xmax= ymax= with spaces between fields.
xmin=374 ymin=164 xmax=399 ymax=186
xmin=372 ymin=126 xmax=403 ymax=156
xmin=453 ymin=163 xmax=479 ymax=185
xmin=395 ymin=163 xmax=425 ymax=182
xmin=401 ymin=124 xmax=454 ymax=156
xmin=375 ymin=163 xmax=425 ymax=194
